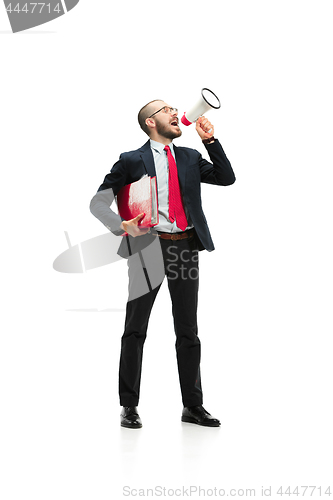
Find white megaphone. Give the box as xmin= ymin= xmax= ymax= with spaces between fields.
xmin=181 ymin=88 xmax=221 ymax=126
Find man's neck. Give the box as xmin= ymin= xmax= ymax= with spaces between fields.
xmin=150 ymin=134 xmax=172 ymax=146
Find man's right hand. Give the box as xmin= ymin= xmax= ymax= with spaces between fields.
xmin=120 ymin=213 xmax=150 ymax=237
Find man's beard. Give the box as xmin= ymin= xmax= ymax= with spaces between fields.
xmin=155 ymin=119 xmax=182 ymax=140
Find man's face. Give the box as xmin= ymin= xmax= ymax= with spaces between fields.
xmin=149 ymin=101 xmax=182 ymax=140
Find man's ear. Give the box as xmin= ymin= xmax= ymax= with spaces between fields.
xmin=146 ymin=118 xmax=155 ymax=131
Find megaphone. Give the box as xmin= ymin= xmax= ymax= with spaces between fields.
xmin=181 ymin=88 xmax=221 ymax=126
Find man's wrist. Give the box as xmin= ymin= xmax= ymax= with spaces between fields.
xmin=202 ymin=136 xmax=215 ymax=144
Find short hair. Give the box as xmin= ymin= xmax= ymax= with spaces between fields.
xmin=138 ymin=99 xmax=163 ymax=136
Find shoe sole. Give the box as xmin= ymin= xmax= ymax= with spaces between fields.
xmin=181 ymin=416 xmax=220 ymax=427
xmin=121 ymin=422 xmax=142 ymax=429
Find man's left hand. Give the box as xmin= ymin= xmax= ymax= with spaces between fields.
xmin=195 ymin=116 xmax=214 ymax=140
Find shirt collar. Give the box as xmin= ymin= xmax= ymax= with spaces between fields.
xmin=150 ymin=139 xmax=175 ymax=155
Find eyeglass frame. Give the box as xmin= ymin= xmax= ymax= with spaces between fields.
xmin=148 ymin=106 xmax=178 ymax=118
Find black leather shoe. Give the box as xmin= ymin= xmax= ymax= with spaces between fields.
xmin=181 ymin=405 xmax=220 ymax=427
xmin=120 ymin=406 xmax=142 ymax=429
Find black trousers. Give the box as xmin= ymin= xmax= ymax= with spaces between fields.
xmin=119 ymin=232 xmax=203 ymax=407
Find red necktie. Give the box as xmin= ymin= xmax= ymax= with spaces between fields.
xmin=164 ymin=145 xmax=188 ymax=231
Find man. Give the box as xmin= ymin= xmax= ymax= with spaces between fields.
xmin=90 ymin=99 xmax=235 ymax=428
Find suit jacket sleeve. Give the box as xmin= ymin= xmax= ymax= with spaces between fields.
xmin=198 ymin=139 xmax=235 ymax=185
xmin=89 ymin=155 xmax=127 ymax=236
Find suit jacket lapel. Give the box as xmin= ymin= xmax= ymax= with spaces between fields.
xmin=139 ymin=141 xmax=186 ymax=192
xmin=139 ymin=141 xmax=156 ymax=178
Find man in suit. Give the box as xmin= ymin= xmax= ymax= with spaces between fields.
xmin=90 ymin=99 xmax=235 ymax=428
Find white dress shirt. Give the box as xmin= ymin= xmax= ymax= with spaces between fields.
xmin=150 ymin=139 xmax=193 ymax=233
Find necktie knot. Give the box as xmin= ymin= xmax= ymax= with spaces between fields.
xmin=164 ymin=145 xmax=170 ymax=153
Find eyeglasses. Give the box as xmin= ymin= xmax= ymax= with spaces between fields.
xmin=148 ymin=106 xmax=178 ymax=118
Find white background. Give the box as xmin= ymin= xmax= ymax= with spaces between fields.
xmin=1 ymin=1 xmax=332 ymax=498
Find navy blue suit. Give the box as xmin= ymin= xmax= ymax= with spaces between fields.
xmin=90 ymin=138 xmax=235 ymax=257
xmin=90 ymin=138 xmax=235 ymax=407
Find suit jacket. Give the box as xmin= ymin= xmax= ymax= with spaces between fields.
xmin=90 ymin=138 xmax=235 ymax=258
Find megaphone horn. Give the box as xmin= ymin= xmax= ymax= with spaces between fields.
xmin=181 ymin=88 xmax=221 ymax=126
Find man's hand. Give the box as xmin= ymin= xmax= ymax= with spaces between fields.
xmin=195 ymin=116 xmax=215 ymax=141
xmin=120 ymin=213 xmax=150 ymax=238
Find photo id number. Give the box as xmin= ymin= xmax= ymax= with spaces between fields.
xmin=5 ymin=3 xmax=62 ymax=14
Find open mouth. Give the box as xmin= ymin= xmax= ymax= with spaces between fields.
xmin=171 ymin=119 xmax=179 ymax=127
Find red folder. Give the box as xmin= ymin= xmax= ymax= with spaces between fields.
xmin=117 ymin=175 xmax=159 ymax=229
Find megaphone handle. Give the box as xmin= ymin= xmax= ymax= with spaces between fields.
xmin=196 ymin=117 xmax=213 ymax=134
